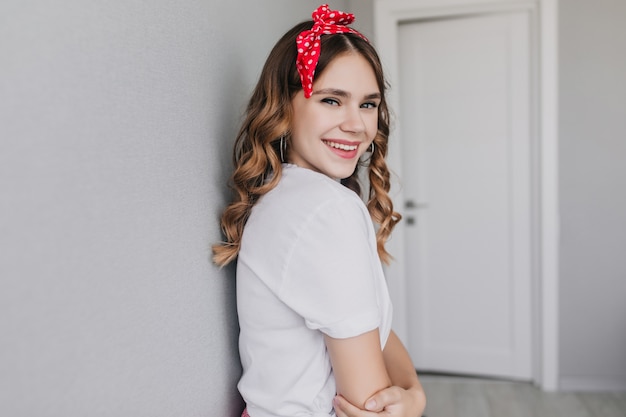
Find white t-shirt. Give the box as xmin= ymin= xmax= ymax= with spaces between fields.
xmin=237 ymin=164 xmax=393 ymax=417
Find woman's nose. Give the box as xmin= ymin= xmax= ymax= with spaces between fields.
xmin=340 ymin=106 xmax=366 ymax=133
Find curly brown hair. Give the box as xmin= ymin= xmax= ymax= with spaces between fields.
xmin=213 ymin=20 xmax=401 ymax=267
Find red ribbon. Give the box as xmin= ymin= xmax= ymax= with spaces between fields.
xmin=296 ymin=4 xmax=368 ymax=98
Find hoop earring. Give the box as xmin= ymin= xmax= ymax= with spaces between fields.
xmin=369 ymin=142 xmax=375 ymax=153
xmin=280 ymin=135 xmax=287 ymax=163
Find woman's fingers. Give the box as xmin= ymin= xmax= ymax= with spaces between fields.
xmin=364 ymin=386 xmax=403 ymax=411
xmin=334 ymin=395 xmax=379 ymax=417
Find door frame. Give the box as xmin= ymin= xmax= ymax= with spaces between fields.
xmin=373 ymin=0 xmax=559 ymax=391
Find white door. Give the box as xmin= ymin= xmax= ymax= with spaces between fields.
xmin=398 ymin=12 xmax=533 ymax=380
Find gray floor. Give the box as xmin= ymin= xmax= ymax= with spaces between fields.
xmin=420 ymin=374 xmax=626 ymax=417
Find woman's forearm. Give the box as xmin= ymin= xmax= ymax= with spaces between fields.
xmin=332 ymin=331 xmax=426 ymax=416
xmin=383 ymin=331 xmax=422 ymax=391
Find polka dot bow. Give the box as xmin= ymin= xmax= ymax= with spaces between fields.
xmin=296 ymin=4 xmax=368 ymax=98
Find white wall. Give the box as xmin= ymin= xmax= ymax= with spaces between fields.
xmin=363 ymin=0 xmax=626 ymax=392
xmin=559 ymin=0 xmax=626 ymax=391
xmin=0 ymin=1 xmax=343 ymax=415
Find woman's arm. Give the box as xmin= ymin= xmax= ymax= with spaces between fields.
xmin=324 ymin=329 xmax=392 ymax=409
xmin=333 ymin=330 xmax=426 ymax=417
xmin=382 ymin=330 xmax=423 ymax=394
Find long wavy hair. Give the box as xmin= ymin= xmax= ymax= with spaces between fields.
xmin=213 ymin=20 xmax=401 ymax=267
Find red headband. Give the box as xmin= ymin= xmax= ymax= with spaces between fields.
xmin=296 ymin=4 xmax=368 ymax=98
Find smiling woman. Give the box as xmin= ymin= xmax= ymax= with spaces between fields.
xmin=212 ymin=4 xmax=426 ymax=417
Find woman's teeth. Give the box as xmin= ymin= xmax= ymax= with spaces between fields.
xmin=323 ymin=140 xmax=358 ymax=151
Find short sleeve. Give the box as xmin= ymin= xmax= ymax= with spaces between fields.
xmin=279 ymin=195 xmax=381 ymax=339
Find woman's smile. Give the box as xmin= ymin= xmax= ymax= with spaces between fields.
xmin=322 ymin=139 xmax=360 ymax=159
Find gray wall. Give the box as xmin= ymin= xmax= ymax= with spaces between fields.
xmin=0 ymin=1 xmax=343 ymax=415
xmin=347 ymin=0 xmax=374 ymax=38
xmin=559 ymin=0 xmax=626 ymax=390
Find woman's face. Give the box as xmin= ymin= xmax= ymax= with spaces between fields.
xmin=288 ymin=53 xmax=380 ymax=180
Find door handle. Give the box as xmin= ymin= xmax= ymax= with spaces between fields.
xmin=405 ymin=200 xmax=429 ymax=210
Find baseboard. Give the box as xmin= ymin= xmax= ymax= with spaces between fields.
xmin=559 ymin=376 xmax=626 ymax=392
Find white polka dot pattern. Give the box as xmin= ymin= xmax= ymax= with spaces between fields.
xmin=295 ymin=4 xmax=369 ymax=98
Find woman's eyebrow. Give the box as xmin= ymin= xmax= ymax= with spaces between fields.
xmin=312 ymin=88 xmax=350 ymax=97
xmin=312 ymin=88 xmax=381 ymax=100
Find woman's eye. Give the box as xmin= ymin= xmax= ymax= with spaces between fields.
xmin=361 ymin=102 xmax=378 ymax=109
xmin=321 ymin=98 xmax=340 ymax=106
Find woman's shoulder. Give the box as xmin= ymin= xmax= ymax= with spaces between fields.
xmin=241 ymin=165 xmax=376 ymax=274
xmin=251 ymin=164 xmax=367 ymax=230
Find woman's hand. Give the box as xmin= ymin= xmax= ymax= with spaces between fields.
xmin=333 ymin=385 xmax=426 ymax=417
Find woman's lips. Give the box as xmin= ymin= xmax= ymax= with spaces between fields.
xmin=322 ymin=139 xmax=360 ymax=159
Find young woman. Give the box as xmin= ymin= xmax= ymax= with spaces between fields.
xmin=213 ymin=4 xmax=426 ymax=417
